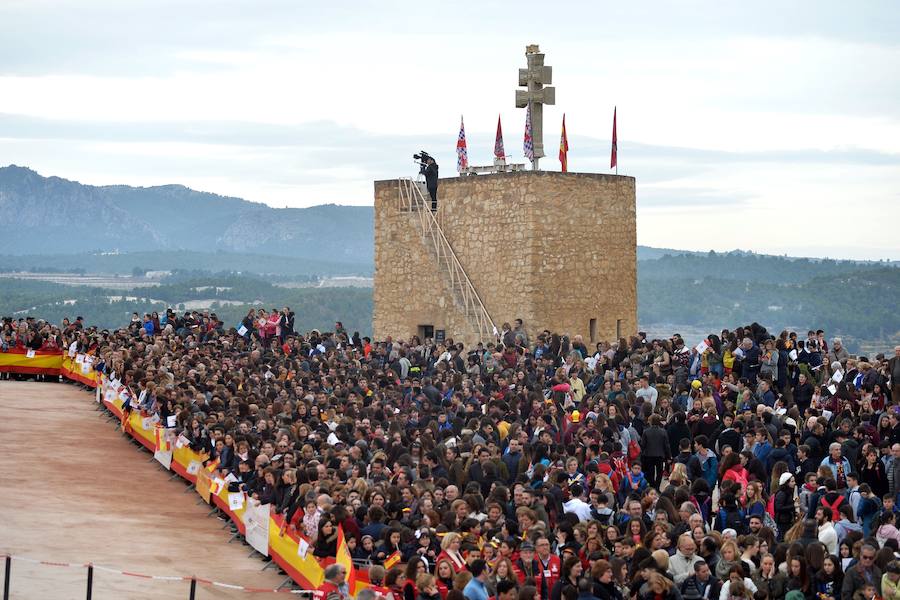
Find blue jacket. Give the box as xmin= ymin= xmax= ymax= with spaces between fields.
xmin=690 ymin=451 xmax=719 ymax=489
xmin=754 ymin=441 xmax=773 ymax=465
xmin=820 ymin=456 xmax=852 ymax=486
xmin=463 ymin=578 xmax=489 ymax=600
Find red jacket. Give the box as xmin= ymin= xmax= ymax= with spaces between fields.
xmin=536 ymin=554 xmax=561 ymax=597
xmin=513 ymin=557 xmax=554 ymax=600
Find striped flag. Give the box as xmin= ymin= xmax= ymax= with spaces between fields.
xmin=494 ymin=115 xmax=505 ymax=159
xmin=524 ymin=104 xmax=534 ymax=161
xmin=205 ymin=457 xmax=220 ymax=473
xmin=209 ymin=477 xmax=225 ymax=497
xmin=154 ymin=426 xmax=171 ymax=453
xmin=383 ymin=550 xmax=402 ymax=570
xmin=337 ymin=525 xmax=358 ymax=592
xmin=456 ymin=116 xmax=468 ymax=173
xmin=611 ymin=106 xmax=618 ymax=169
xmin=559 ymin=113 xmax=569 ymax=172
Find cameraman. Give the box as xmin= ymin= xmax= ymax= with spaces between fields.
xmin=423 ymin=156 xmax=439 ymax=211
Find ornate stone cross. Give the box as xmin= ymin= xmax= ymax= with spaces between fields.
xmin=515 ymin=44 xmax=556 ymax=170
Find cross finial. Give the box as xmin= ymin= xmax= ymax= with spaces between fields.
xmin=516 ymin=44 xmax=556 ymax=170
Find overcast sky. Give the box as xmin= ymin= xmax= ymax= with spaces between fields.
xmin=1 ymin=1 xmax=899 ymax=259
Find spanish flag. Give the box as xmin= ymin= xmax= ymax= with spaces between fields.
xmin=154 ymin=426 xmax=171 ymax=453
xmin=337 ymin=524 xmax=358 ymax=592
xmin=383 ymin=550 xmax=402 ymax=570
xmin=205 ymin=457 xmax=220 ymax=473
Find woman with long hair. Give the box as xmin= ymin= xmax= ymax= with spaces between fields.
xmin=603 ymin=525 xmax=620 ymax=553
xmin=769 ymin=461 xmax=790 ymax=497
xmin=609 ymin=558 xmax=629 ymax=600
xmin=876 ymin=510 xmax=900 ymax=547
xmin=627 ymin=518 xmax=646 ymax=547
xmin=860 ymin=448 xmax=888 ymax=499
xmin=313 ymin=517 xmax=338 ymax=558
xmin=667 ymin=463 xmax=689 ymax=490
xmin=786 ymin=555 xmax=812 ymax=599
xmin=752 ymin=553 xmax=787 ymax=600
xmin=489 ymin=558 xmax=517 ymax=596
xmin=774 ymin=472 xmax=797 ymax=541
xmin=435 ymin=559 xmax=455 ymax=599
xmin=743 ymin=481 xmax=766 ymax=516
xmin=812 ymin=554 xmax=844 ymax=600
xmin=403 ymin=558 xmax=428 ymax=600
xmin=550 ymin=556 xmax=583 ymax=600
xmin=716 ymin=540 xmax=742 ymax=581
xmin=719 ymin=452 xmax=749 ymax=492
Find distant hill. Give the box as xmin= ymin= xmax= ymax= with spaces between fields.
xmin=0 ymin=165 xmax=373 ymax=263
xmin=0 ymin=165 xmax=720 ymax=268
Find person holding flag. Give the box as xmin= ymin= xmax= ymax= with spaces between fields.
xmin=324 ymin=523 xmax=355 ymax=598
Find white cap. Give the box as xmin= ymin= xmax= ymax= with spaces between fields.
xmin=779 ymin=472 xmax=793 ymax=486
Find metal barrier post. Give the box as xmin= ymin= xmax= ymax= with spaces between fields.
xmin=4 ymin=555 xmax=11 ymax=600
xmin=189 ymin=576 xmax=197 ymax=600
xmin=85 ymin=563 xmax=93 ymax=600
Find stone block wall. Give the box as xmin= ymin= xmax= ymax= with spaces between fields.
xmin=373 ymin=171 xmax=637 ymax=347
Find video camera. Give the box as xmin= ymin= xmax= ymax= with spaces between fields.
xmin=413 ymin=150 xmax=433 ymax=174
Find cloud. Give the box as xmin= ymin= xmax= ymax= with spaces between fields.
xmin=1 ymin=1 xmax=899 ymax=259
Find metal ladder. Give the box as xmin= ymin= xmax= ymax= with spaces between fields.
xmin=397 ymin=178 xmax=497 ymax=343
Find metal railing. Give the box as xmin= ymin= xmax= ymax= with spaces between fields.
xmin=397 ymin=178 xmax=497 ymax=343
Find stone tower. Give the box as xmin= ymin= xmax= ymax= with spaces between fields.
xmin=373 ymin=171 xmax=637 ymax=347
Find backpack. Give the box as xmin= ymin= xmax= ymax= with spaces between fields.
xmin=820 ymin=495 xmax=844 ymax=522
xmin=627 ymin=439 xmax=641 ymax=463
xmin=691 ymin=494 xmax=712 ymax=525
xmin=759 ymin=495 xmax=780 ymax=535
xmin=718 ymin=507 xmax=746 ymax=535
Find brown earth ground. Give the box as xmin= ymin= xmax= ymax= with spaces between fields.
xmin=0 ymin=380 xmax=291 ymax=599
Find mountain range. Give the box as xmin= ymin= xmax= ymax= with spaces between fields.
xmin=2 ymin=165 xmax=709 ymax=266
xmin=0 ymin=165 xmax=374 ymax=263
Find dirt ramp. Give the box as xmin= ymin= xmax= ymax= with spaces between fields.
xmin=0 ymin=381 xmax=288 ymax=599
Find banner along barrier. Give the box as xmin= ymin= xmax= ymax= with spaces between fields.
xmin=0 ymin=348 xmax=99 ymax=387
xmin=0 ymin=348 xmax=63 ymax=376
xmin=94 ymin=374 xmax=359 ymax=592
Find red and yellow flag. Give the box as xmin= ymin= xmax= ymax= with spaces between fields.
xmin=205 ymin=457 xmax=220 ymax=473
xmin=559 ymin=113 xmax=569 ymax=172
xmin=383 ymin=550 xmax=402 ymax=570
xmin=154 ymin=426 xmax=171 ymax=453
xmin=337 ymin=524 xmax=357 ymax=592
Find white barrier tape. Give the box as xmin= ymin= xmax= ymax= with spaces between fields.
xmin=212 ymin=581 xmax=245 ymax=590
xmin=92 ymin=564 xmax=185 ymax=582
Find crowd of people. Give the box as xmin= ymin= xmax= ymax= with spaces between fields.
xmin=4 ymin=311 xmax=900 ymax=600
